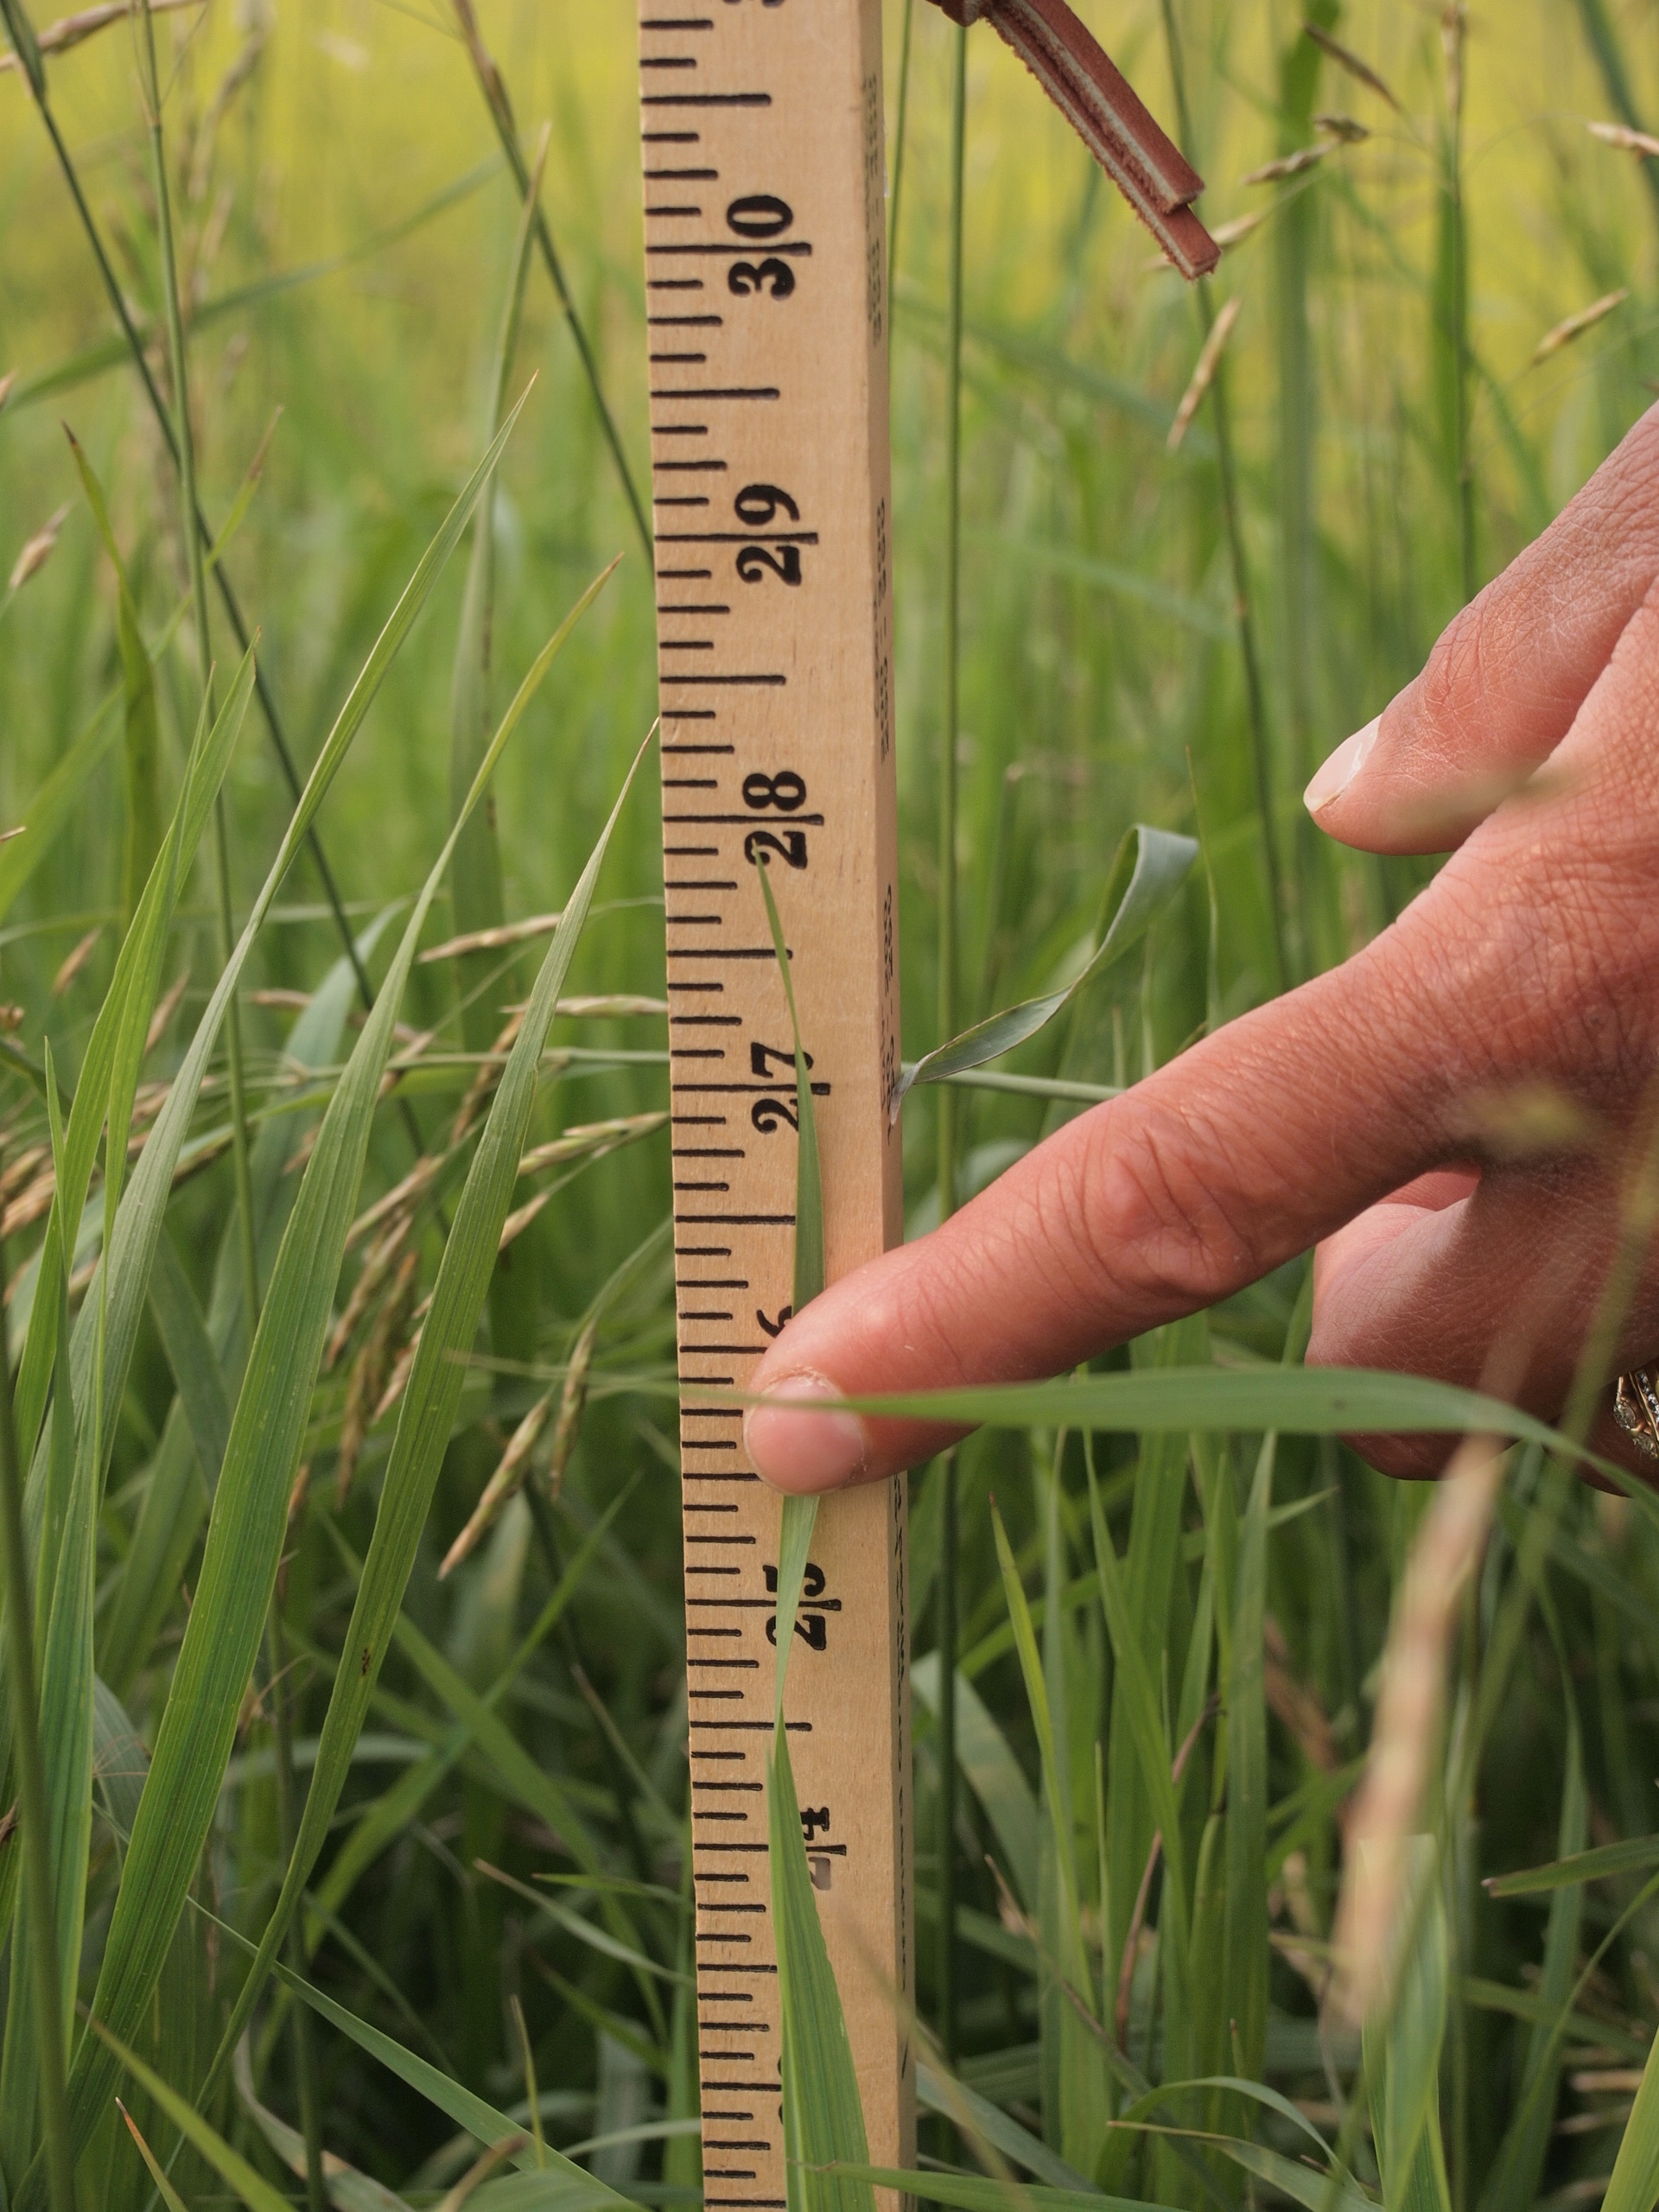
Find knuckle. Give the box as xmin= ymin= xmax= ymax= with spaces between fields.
xmin=1062 ymin=1101 xmax=1262 ymax=1317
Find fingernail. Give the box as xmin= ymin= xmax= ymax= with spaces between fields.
xmin=745 ymin=1371 xmax=868 ymax=1493
xmin=1304 ymin=715 xmax=1379 ymax=815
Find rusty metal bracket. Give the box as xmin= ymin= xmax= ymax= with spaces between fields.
xmin=926 ymin=0 xmax=1218 ymax=278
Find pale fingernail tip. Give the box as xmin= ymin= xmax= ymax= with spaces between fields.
xmin=1304 ymin=715 xmax=1379 ymax=815
xmin=745 ymin=1372 xmax=868 ymax=1492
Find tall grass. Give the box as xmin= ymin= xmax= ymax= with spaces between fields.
xmin=2 ymin=1 xmax=1659 ymax=2208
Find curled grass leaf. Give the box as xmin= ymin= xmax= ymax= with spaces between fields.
xmin=893 ymin=825 xmax=1195 ymax=1114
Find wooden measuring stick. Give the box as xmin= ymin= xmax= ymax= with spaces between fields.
xmin=636 ymin=2 xmax=911 ymax=2204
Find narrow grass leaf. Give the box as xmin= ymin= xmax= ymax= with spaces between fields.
xmin=0 ymin=422 xmax=271 ymax=931
xmin=146 ymin=1230 xmax=232 ymax=1486
xmin=43 ymin=419 xmax=546 ymax=2184
xmin=204 ymin=665 xmax=635 ymax=2075
xmin=912 ymin=1654 xmax=1040 ymax=1910
xmin=1600 ymin=2008 xmax=1659 ymax=2212
xmin=0 ymin=0 xmax=44 ymax=100
xmin=757 ymin=860 xmax=823 ymax=1311
xmin=1222 ymin=1436 xmax=1272 ymax=2079
xmin=448 ymin=125 xmax=550 ymax=1061
xmin=822 ymin=1368 xmax=1593 ymax=1461
xmin=232 ymin=2039 xmax=414 ymax=2212
xmin=1480 ymin=1700 xmax=1586 ymax=2212
xmin=311 ymin=1476 xmax=637 ymax=1936
xmin=768 ymin=1723 xmax=875 ymax=2212
xmin=991 ymin=1501 xmax=1092 ymax=2007
xmin=115 ymin=2101 xmax=190 ymax=2212
xmin=917 ymin=2063 xmax=1094 ymax=2189
xmin=65 ymin=431 xmax=162 ymax=917
xmin=1364 ymin=1837 xmax=1452 ymax=2212
xmin=90 ymin=2019 xmax=296 ymax=2212
xmin=893 ymin=826 xmax=1195 ymax=1110
xmin=1116 ymin=2130 xmax=1376 ymax=2212
xmin=1484 ymin=1831 xmax=1659 ymax=1897
xmin=274 ymin=1959 xmax=637 ymax=2206
xmin=823 ymin=2166 xmax=1160 ymax=2212
xmin=13 ymin=645 xmax=255 ymax=1471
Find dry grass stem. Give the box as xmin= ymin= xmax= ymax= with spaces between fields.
xmin=1328 ymin=1438 xmax=1504 ymax=2026
xmin=8 ymin=504 xmax=69 ymax=592
xmin=1532 ymin=289 xmax=1630 ymax=363
xmin=0 ymin=0 xmax=200 ymax=72
xmin=334 ymin=1249 xmax=420 ymax=1505
xmin=419 ymin=912 xmax=563 ymax=965
xmin=144 ymin=968 xmax=190 ymax=1054
xmin=1301 ymin=20 xmax=1402 ymax=111
xmin=50 ymin=925 xmax=102 ymax=997
xmin=1588 ymin=121 xmax=1659 ymax=159
xmin=1242 ymin=145 xmax=1331 ymax=187
xmin=1168 ymin=294 xmax=1243 ymax=451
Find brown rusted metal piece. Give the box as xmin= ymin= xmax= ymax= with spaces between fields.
xmin=926 ymin=0 xmax=1219 ymax=279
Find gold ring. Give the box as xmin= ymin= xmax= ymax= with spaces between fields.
xmin=1613 ymin=1365 xmax=1659 ymax=1460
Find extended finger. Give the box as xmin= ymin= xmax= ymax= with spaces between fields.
xmin=745 ymin=940 xmax=1468 ymax=1492
xmin=1306 ymin=403 xmax=1659 ymax=855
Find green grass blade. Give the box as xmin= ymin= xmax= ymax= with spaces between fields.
xmin=271 ymin=1958 xmax=637 ymax=2206
xmin=1484 ymin=1829 xmax=1659 ymax=1897
xmin=232 ymin=2039 xmax=414 ymax=2212
xmin=1479 ymin=1696 xmax=1586 ymax=2212
xmin=90 ymin=2018 xmax=296 ymax=2212
xmin=1122 ymin=2130 xmax=1376 ymax=2212
xmin=917 ymin=2063 xmax=1094 ymax=2190
xmin=818 ymin=1368 xmax=1598 ymax=1464
xmin=824 ymin=2165 xmax=1159 ymax=2212
xmin=1222 ymin=1435 xmax=1272 ymax=2081
xmin=1600 ymin=2006 xmax=1659 ymax=2212
xmin=1364 ymin=1837 xmax=1452 ymax=2212
xmin=894 ymin=826 xmax=1196 ymax=1107
xmin=13 ymin=643 xmax=256 ymax=1471
xmin=448 ymin=129 xmax=549 ymax=1064
xmin=203 ymin=677 xmax=635 ymax=2069
xmin=991 ymin=1503 xmax=1090 ymax=1992
xmin=757 ymin=860 xmax=823 ymax=1313
xmin=0 ymin=419 xmax=273 ymax=933
xmin=768 ymin=1723 xmax=876 ymax=2212
xmin=145 ymin=1232 xmax=232 ymax=1488
xmin=50 ymin=526 xmax=573 ymax=2185
xmin=0 ymin=0 xmax=44 ymax=95
xmin=0 ymin=700 xmax=123 ymax=929
xmin=100 ymin=918 xmax=387 ymax=1694
xmin=113 ymin=2101 xmax=191 ymax=2212
xmin=64 ymin=430 xmax=161 ymax=919
xmin=0 ymin=1259 xmax=95 ymax=2181
xmin=1083 ymin=1453 xmax=1192 ymax=2057
xmin=912 ymin=1655 xmax=1040 ymax=1910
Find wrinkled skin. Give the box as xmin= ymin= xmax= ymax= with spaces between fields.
xmin=743 ymin=403 xmax=1659 ymax=1495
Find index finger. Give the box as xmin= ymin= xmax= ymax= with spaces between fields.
xmin=742 ymin=921 xmax=1465 ymax=1491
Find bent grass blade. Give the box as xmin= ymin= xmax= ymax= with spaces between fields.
xmin=893 ymin=824 xmax=1196 ymax=1114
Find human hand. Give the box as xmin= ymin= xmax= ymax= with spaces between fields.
xmin=743 ymin=403 xmax=1659 ymax=1492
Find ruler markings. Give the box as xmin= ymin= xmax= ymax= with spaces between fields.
xmin=639 ymin=6 xmax=908 ymax=2196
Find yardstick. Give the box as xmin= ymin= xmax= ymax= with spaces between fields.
xmin=634 ymin=0 xmax=1217 ymax=2190
xmin=635 ymin=1 xmax=910 ymax=2203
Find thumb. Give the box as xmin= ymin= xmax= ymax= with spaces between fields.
xmin=1305 ymin=401 xmax=1659 ymax=855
